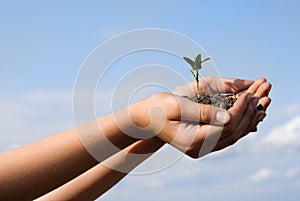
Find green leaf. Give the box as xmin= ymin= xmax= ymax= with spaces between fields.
xmin=195 ymin=53 xmax=201 ymax=69
xmin=190 ymin=69 xmax=197 ymax=80
xmin=183 ymin=57 xmax=195 ymax=68
xmin=201 ymin=57 xmax=210 ymax=64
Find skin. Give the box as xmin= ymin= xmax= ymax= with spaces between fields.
xmin=0 ymin=77 xmax=271 ymax=201
xmin=36 ymin=138 xmax=164 ymax=201
xmin=130 ymin=77 xmax=271 ymax=158
xmin=0 ymin=114 xmax=137 ymax=200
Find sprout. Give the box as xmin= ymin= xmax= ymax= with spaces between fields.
xmin=183 ymin=53 xmax=210 ymax=98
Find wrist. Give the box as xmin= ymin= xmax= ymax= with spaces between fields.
xmin=95 ymin=113 xmax=138 ymax=150
xmin=128 ymin=98 xmax=151 ymax=128
xmin=127 ymin=96 xmax=159 ymax=139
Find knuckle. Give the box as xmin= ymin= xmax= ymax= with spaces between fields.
xmin=153 ymin=92 xmax=177 ymax=106
xmin=154 ymin=92 xmax=169 ymax=100
xmin=199 ymin=105 xmax=211 ymax=123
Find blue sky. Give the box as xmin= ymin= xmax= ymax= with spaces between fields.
xmin=0 ymin=0 xmax=300 ymax=200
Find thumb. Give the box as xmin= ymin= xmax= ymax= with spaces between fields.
xmin=179 ymin=97 xmax=230 ymax=125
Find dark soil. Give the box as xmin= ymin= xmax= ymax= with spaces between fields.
xmin=183 ymin=93 xmax=237 ymax=110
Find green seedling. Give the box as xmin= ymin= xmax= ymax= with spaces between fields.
xmin=183 ymin=53 xmax=210 ymax=98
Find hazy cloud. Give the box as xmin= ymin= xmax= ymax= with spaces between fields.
xmin=227 ymin=116 xmax=300 ymax=155
xmin=145 ymin=178 xmax=165 ymax=188
xmin=285 ymin=167 xmax=300 ymax=179
xmin=0 ymin=89 xmax=74 ymax=151
xmin=250 ymin=168 xmax=274 ymax=183
xmin=260 ymin=116 xmax=300 ymax=152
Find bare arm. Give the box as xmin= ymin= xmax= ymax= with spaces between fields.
xmin=36 ymin=138 xmax=165 ymax=201
xmin=0 ymin=114 xmax=137 ymax=200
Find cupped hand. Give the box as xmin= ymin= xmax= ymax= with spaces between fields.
xmin=130 ymin=77 xmax=271 ymax=158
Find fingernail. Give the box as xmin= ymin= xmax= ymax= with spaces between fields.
xmin=216 ymin=111 xmax=230 ymax=124
xmin=256 ymin=104 xmax=264 ymax=111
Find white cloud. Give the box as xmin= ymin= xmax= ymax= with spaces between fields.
xmin=229 ymin=116 xmax=300 ymax=155
xmin=248 ymin=166 xmax=300 ymax=183
xmin=145 ymin=179 xmax=165 ymax=188
xmin=259 ymin=116 xmax=300 ymax=152
xmin=0 ymin=90 xmax=75 ymax=151
xmin=250 ymin=168 xmax=274 ymax=183
xmin=285 ymin=167 xmax=300 ymax=179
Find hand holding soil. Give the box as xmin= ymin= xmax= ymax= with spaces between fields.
xmin=130 ymin=77 xmax=272 ymax=158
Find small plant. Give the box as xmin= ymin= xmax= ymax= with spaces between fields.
xmin=183 ymin=53 xmax=210 ymax=98
xmin=182 ymin=53 xmax=237 ymax=110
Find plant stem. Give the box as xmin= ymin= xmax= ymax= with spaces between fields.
xmin=196 ymin=71 xmax=200 ymax=98
xmin=196 ymin=81 xmax=200 ymax=98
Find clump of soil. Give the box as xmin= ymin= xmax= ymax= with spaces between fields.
xmin=183 ymin=93 xmax=237 ymax=110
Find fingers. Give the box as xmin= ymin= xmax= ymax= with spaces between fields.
xmin=236 ymin=77 xmax=271 ymax=110
xmin=212 ymin=93 xmax=255 ymax=151
xmin=245 ymin=77 xmax=272 ymax=103
xmin=243 ymin=104 xmax=266 ymax=135
xmin=174 ymin=77 xmax=254 ymax=97
xmin=197 ymin=93 xmax=251 ymax=153
xmin=219 ymin=78 xmax=254 ymax=94
xmin=175 ymin=77 xmax=270 ymax=98
xmin=214 ymin=94 xmax=269 ymax=151
xmin=168 ymin=77 xmax=272 ymax=158
xmin=219 ymin=93 xmax=253 ymax=140
xmin=230 ymin=96 xmax=263 ymax=139
xmin=179 ymin=96 xmax=230 ymax=125
xmin=227 ymin=92 xmax=252 ymax=122
xmin=205 ymin=92 xmax=252 ymax=140
xmin=150 ymin=77 xmax=271 ymax=159
xmin=246 ymin=77 xmax=267 ymax=95
xmin=248 ymin=96 xmax=271 ymax=132
xmin=257 ymin=96 xmax=272 ymax=111
xmin=225 ymin=94 xmax=271 ymax=138
xmin=233 ymin=97 xmax=259 ymax=136
xmin=253 ymin=81 xmax=272 ymax=98
xmin=199 ymin=77 xmax=254 ymax=94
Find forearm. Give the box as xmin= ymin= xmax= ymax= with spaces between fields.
xmin=36 ymin=138 xmax=165 ymax=201
xmin=0 ymin=113 xmax=137 ymax=201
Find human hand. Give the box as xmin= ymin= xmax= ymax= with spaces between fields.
xmin=127 ymin=77 xmax=271 ymax=158
xmin=202 ymin=77 xmax=272 ymax=154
